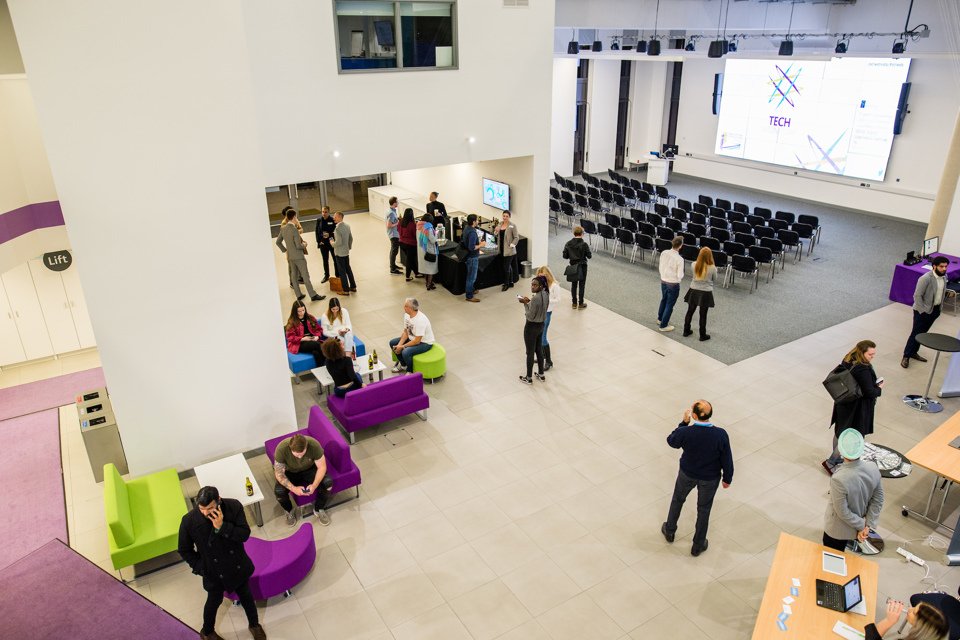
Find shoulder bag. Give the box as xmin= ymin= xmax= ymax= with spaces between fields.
xmin=822 ymin=363 xmax=862 ymax=404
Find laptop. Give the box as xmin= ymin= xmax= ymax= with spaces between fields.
xmin=816 ymin=574 xmax=862 ymax=613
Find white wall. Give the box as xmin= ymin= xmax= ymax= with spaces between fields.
xmin=551 ymin=58 xmax=577 ymax=177
xmin=391 ymin=156 xmax=535 ymax=246
xmin=0 ymin=1 xmax=23 ymax=74
xmin=9 ymin=0 xmax=297 ymax=475
xmin=673 ymin=55 xmax=959 ymax=222
xmin=585 ymin=59 xmax=620 ymax=173
xmin=627 ymin=60 xmax=667 ymax=164
xmin=0 ymin=76 xmax=55 ymax=213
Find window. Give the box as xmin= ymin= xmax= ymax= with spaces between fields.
xmin=335 ymin=1 xmax=457 ymax=73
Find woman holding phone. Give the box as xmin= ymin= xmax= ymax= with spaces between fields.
xmin=285 ymin=300 xmax=325 ymax=366
xmin=320 ymin=297 xmax=355 ymax=359
xmin=822 ymin=340 xmax=883 ymax=475
xmin=518 ymin=275 xmax=549 ymax=385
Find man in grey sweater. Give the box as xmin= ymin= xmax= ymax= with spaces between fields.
xmin=331 ymin=211 xmax=357 ymax=293
xmin=902 ymin=255 xmax=949 ymax=368
xmin=276 ymin=209 xmax=324 ymax=302
xmin=823 ymin=429 xmax=884 ymax=552
xmin=518 ymin=275 xmax=548 ymax=384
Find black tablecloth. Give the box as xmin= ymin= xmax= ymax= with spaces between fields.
xmin=437 ymin=237 xmax=528 ymax=296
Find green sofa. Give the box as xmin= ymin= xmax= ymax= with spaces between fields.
xmin=103 ymin=463 xmax=187 ymax=571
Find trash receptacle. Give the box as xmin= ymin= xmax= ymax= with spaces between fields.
xmin=520 ymin=261 xmax=533 ymax=278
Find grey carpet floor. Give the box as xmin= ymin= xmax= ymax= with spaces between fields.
xmin=548 ymin=170 xmax=926 ymax=364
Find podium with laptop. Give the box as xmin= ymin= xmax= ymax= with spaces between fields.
xmin=753 ymin=532 xmax=878 ymax=639
xmin=889 ymin=235 xmax=960 ymax=305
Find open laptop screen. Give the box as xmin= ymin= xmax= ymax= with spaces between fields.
xmin=844 ymin=575 xmax=862 ymax=610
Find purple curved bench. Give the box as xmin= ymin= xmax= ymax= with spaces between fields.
xmin=226 ymin=522 xmax=315 ymax=601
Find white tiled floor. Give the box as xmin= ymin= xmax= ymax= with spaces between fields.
xmin=38 ymin=213 xmax=960 ymax=638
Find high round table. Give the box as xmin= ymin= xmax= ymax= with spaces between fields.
xmin=903 ymin=332 xmax=960 ymax=413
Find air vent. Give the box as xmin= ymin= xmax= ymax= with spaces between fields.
xmin=503 ymin=0 xmax=529 ymax=6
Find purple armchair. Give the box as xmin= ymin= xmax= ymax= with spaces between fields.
xmin=265 ymin=405 xmax=362 ymax=509
xmin=327 ymin=372 xmax=430 ymax=443
xmin=226 ymin=522 xmax=315 ymax=601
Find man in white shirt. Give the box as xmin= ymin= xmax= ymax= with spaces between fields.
xmin=389 ymin=297 xmax=435 ymax=372
xmin=657 ymin=237 xmax=684 ymax=332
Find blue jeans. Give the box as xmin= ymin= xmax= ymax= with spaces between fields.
xmin=541 ymin=311 xmax=552 ymax=346
xmin=465 ymin=256 xmax=479 ymax=299
xmin=658 ymin=282 xmax=680 ymax=328
xmin=389 ymin=338 xmax=432 ymax=369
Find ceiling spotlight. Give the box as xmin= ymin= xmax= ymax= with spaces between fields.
xmin=684 ymin=40 xmax=695 ymax=52
xmin=727 ymin=39 xmax=737 ymax=53
xmin=892 ymin=40 xmax=906 ymax=54
xmin=835 ymin=40 xmax=847 ymax=54
xmin=467 ymin=136 xmax=476 ymax=144
xmin=332 ymin=150 xmax=341 ymax=158
xmin=647 ymin=39 xmax=661 ymax=56
xmin=708 ymin=40 xmax=728 ymax=58
xmin=611 ymin=41 xmax=619 ymax=51
xmin=778 ymin=40 xmax=794 ymax=56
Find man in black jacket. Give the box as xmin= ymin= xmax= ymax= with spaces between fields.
xmin=315 ymin=205 xmax=338 ymax=283
xmin=178 ymin=486 xmax=266 ymax=640
xmin=660 ymin=400 xmax=734 ymax=557
xmin=562 ymin=226 xmax=592 ymax=309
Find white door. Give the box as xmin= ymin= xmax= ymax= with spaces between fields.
xmin=0 ymin=280 xmax=26 ymax=366
xmin=29 ymin=259 xmax=81 ymax=354
xmin=1 ymin=263 xmax=54 ymax=360
xmin=60 ymin=265 xmax=96 ymax=348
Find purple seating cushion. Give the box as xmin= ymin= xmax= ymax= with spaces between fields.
xmin=226 ymin=522 xmax=316 ymax=601
xmin=326 ymin=374 xmax=429 ymax=435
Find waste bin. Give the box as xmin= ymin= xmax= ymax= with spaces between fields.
xmin=520 ymin=261 xmax=533 ymax=278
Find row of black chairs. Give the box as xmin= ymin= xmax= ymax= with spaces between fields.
xmin=697 ymin=193 xmax=822 ymax=248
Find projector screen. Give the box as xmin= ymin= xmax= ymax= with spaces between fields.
xmin=714 ymin=57 xmax=911 ymax=180
xmin=483 ymin=178 xmax=510 ymax=210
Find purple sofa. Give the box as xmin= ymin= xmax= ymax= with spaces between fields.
xmin=265 ymin=405 xmax=362 ymax=508
xmin=226 ymin=522 xmax=315 ymax=601
xmin=327 ymin=372 xmax=430 ymax=443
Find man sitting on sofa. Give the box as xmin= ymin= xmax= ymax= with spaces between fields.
xmin=273 ymin=434 xmax=333 ymax=527
xmin=389 ymin=297 xmax=434 ymax=373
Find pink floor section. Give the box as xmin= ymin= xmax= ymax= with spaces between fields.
xmin=0 ymin=409 xmax=67 ymax=571
xmin=0 ymin=367 xmax=105 ymax=421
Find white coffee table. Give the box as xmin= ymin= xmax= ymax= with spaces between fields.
xmin=193 ymin=453 xmax=265 ymax=527
xmin=310 ymin=357 xmax=387 ymax=396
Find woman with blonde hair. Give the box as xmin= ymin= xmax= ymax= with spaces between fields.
xmin=536 ymin=265 xmax=561 ymax=370
xmin=320 ymin=297 xmax=355 ymax=359
xmin=682 ymin=247 xmax=717 ymax=341
xmin=866 ymin=599 xmax=949 ymax=640
xmin=822 ymin=340 xmax=883 ymax=475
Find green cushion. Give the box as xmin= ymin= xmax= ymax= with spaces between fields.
xmin=103 ymin=463 xmax=134 ymax=548
xmin=412 ymin=343 xmax=446 ymax=379
xmin=105 ymin=467 xmax=187 ymax=570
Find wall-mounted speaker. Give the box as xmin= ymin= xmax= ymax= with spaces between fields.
xmin=708 ymin=40 xmax=728 ymax=58
xmin=778 ymin=40 xmax=794 ymax=56
xmin=636 ymin=40 xmax=647 ymax=53
xmin=712 ymin=73 xmax=724 ymax=115
xmin=647 ymin=40 xmax=661 ymax=56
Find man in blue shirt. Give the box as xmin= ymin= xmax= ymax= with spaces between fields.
xmin=462 ymin=214 xmax=485 ymax=302
xmin=386 ymin=196 xmax=401 ymax=275
xmin=661 ymin=400 xmax=733 ymax=557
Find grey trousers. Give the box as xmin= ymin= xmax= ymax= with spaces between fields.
xmin=664 ymin=468 xmax=720 ymax=547
xmin=289 ymin=258 xmax=317 ymax=297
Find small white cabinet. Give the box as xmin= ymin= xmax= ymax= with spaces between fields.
xmin=0 ymin=257 xmax=97 ymax=367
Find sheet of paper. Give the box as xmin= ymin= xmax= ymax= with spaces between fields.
xmin=849 ymin=599 xmax=867 ymax=616
xmin=790 ymin=587 xmax=799 ymax=597
xmin=792 ymin=578 xmax=801 ymax=587
xmin=783 ymin=596 xmax=794 ymax=604
xmin=832 ymin=620 xmax=866 ymax=639
xmin=782 ymin=604 xmax=792 ymax=615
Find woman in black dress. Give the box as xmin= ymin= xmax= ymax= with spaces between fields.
xmin=823 ymin=340 xmax=883 ymax=474
xmin=321 ymin=338 xmax=363 ymax=398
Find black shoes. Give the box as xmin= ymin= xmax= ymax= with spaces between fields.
xmin=321 ymin=276 xmax=329 ymax=284
xmin=390 ymin=269 xmax=402 ymax=275
xmin=691 ymin=540 xmax=709 ymax=557
xmin=249 ymin=624 xmax=267 ymax=640
xmin=901 ymin=357 xmax=910 ymax=369
xmin=661 ymin=523 xmax=674 ymax=543
xmin=311 ymin=294 xmax=325 ymax=302
xmin=296 ymin=294 xmax=306 ymax=301
xmin=577 ymin=303 xmax=587 ymax=309
xmin=911 ymin=354 xmax=928 ymax=362
xmin=535 ymin=373 xmax=546 ymax=381
xmin=700 ymin=335 xmax=711 ymax=342
xmin=406 ymin=277 xmax=414 ymax=282
xmin=519 ymin=376 xmax=532 ymax=385
xmin=502 ymin=284 xmax=510 ymax=291
xmin=682 ymin=329 xmax=693 ymax=337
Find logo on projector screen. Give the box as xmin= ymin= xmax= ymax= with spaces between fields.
xmin=768 ymin=63 xmax=802 ymax=109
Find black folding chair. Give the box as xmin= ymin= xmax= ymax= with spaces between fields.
xmin=731 ymin=221 xmax=752 ymax=234
xmin=699 ymin=236 xmax=721 ymax=251
xmin=692 ymin=203 xmax=708 ymax=215
xmin=604 ymin=213 xmax=622 ymax=228
xmin=734 ymin=232 xmax=756 ymax=247
xmin=597 ymin=223 xmax=617 ymax=252
xmin=587 ymin=197 xmax=603 ymax=221
xmin=776 ymin=229 xmax=802 ymax=263
xmin=561 ymin=190 xmax=574 ymax=204
xmin=632 ymin=232 xmax=656 ymax=264
xmin=698 ymin=195 xmax=714 ymax=207
xmin=687 ymin=222 xmax=707 ymax=238
xmin=753 ymin=226 xmax=775 ymax=240
xmin=560 ymin=201 xmax=576 ymax=227
xmin=768 ymin=218 xmax=788 ymax=232
xmin=754 ymin=206 xmax=772 ymax=219
xmin=713 ymin=251 xmax=730 ymax=286
xmin=549 ymin=186 xmax=560 ymax=200
xmin=709 ymin=216 xmax=728 ymax=231
xmin=665 ymin=217 xmax=683 ymax=232
xmin=733 ymin=202 xmax=750 ymax=214
xmin=798 ymin=214 xmax=822 ymax=246
xmin=748 ymin=245 xmax=776 ymax=282
xmin=580 ymin=219 xmax=598 ymax=248
xmin=646 ymin=213 xmax=663 ymax=227
xmin=635 ymin=191 xmax=653 ymax=213
xmin=638 ymin=221 xmax=656 ymax=236
xmin=656 ymin=186 xmax=677 ymax=207
xmin=680 ymin=244 xmax=701 ymax=274
xmin=729 ymin=255 xmax=759 ymax=293
xmin=599 ymin=191 xmax=614 ymax=213
xmin=575 ymin=182 xmax=587 ymax=196
xmin=671 ymin=208 xmax=688 ymax=222
xmin=575 ymin=193 xmax=589 ymax=216
xmin=656 ymin=226 xmax=675 ymax=240
xmin=677 ymin=199 xmax=693 ymax=212
xmin=727 ymin=211 xmax=746 ymax=224
xmin=792 ymin=222 xmax=816 ymax=255
xmin=588 ymin=186 xmax=600 ymax=199
xmin=716 ymin=198 xmax=732 ymax=210
xmin=688 ymin=212 xmax=707 ymax=226
xmin=622 ymin=186 xmax=636 ymax=207
xmin=775 ymin=211 xmax=796 ymax=225
xmin=620 ymin=218 xmax=638 ymax=233
xmin=654 ymin=237 xmax=673 ymax=257
xmin=630 ymin=209 xmax=646 ymax=224
xmin=708 ymin=227 xmax=730 ymax=243
xmin=613 ymin=193 xmax=627 ymax=213
xmin=654 ymin=203 xmax=670 ymax=217
xmin=678 ymin=231 xmax=696 ymax=247
xmin=614 ymin=228 xmax=634 ymax=259
xmin=760 ymin=237 xmax=784 ymax=270
xmin=723 ymin=241 xmax=746 ymax=257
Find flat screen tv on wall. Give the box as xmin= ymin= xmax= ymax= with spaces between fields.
xmin=482 ymin=178 xmax=510 ymax=211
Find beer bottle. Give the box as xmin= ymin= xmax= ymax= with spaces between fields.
xmin=245 ymin=476 xmax=254 ymax=497
xmin=368 ymin=353 xmax=374 ymax=369
xmin=373 ymin=349 xmax=379 ymax=365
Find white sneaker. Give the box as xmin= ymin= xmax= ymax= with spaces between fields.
xmin=659 ymin=325 xmax=675 ymax=332
xmin=391 ymin=362 xmax=404 ymax=373
xmin=314 ymin=508 xmax=331 ymax=526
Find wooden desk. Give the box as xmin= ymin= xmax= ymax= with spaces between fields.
xmin=753 ymin=533 xmax=878 ymax=639
xmin=903 ymin=411 xmax=960 ymax=530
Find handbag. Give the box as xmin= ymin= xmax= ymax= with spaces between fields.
xmin=424 ymin=250 xmax=437 ymax=263
xmin=564 ymin=264 xmax=580 ymax=282
xmin=822 ymin=364 xmax=862 ymax=404
xmin=329 ymin=276 xmax=344 ymax=294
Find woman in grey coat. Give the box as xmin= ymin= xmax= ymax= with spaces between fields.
xmin=518 ymin=275 xmax=549 ymax=384
xmin=416 ymin=213 xmax=439 ymax=291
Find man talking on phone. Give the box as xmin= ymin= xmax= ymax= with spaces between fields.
xmin=178 ymin=486 xmax=266 ymax=640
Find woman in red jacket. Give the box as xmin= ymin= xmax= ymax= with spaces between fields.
xmin=285 ymin=300 xmax=326 ymax=365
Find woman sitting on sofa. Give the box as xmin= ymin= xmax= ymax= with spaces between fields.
xmin=285 ymin=300 xmax=325 ymax=365
xmin=321 ymin=338 xmax=364 ymax=397
xmin=320 ymin=297 xmax=355 ymax=359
